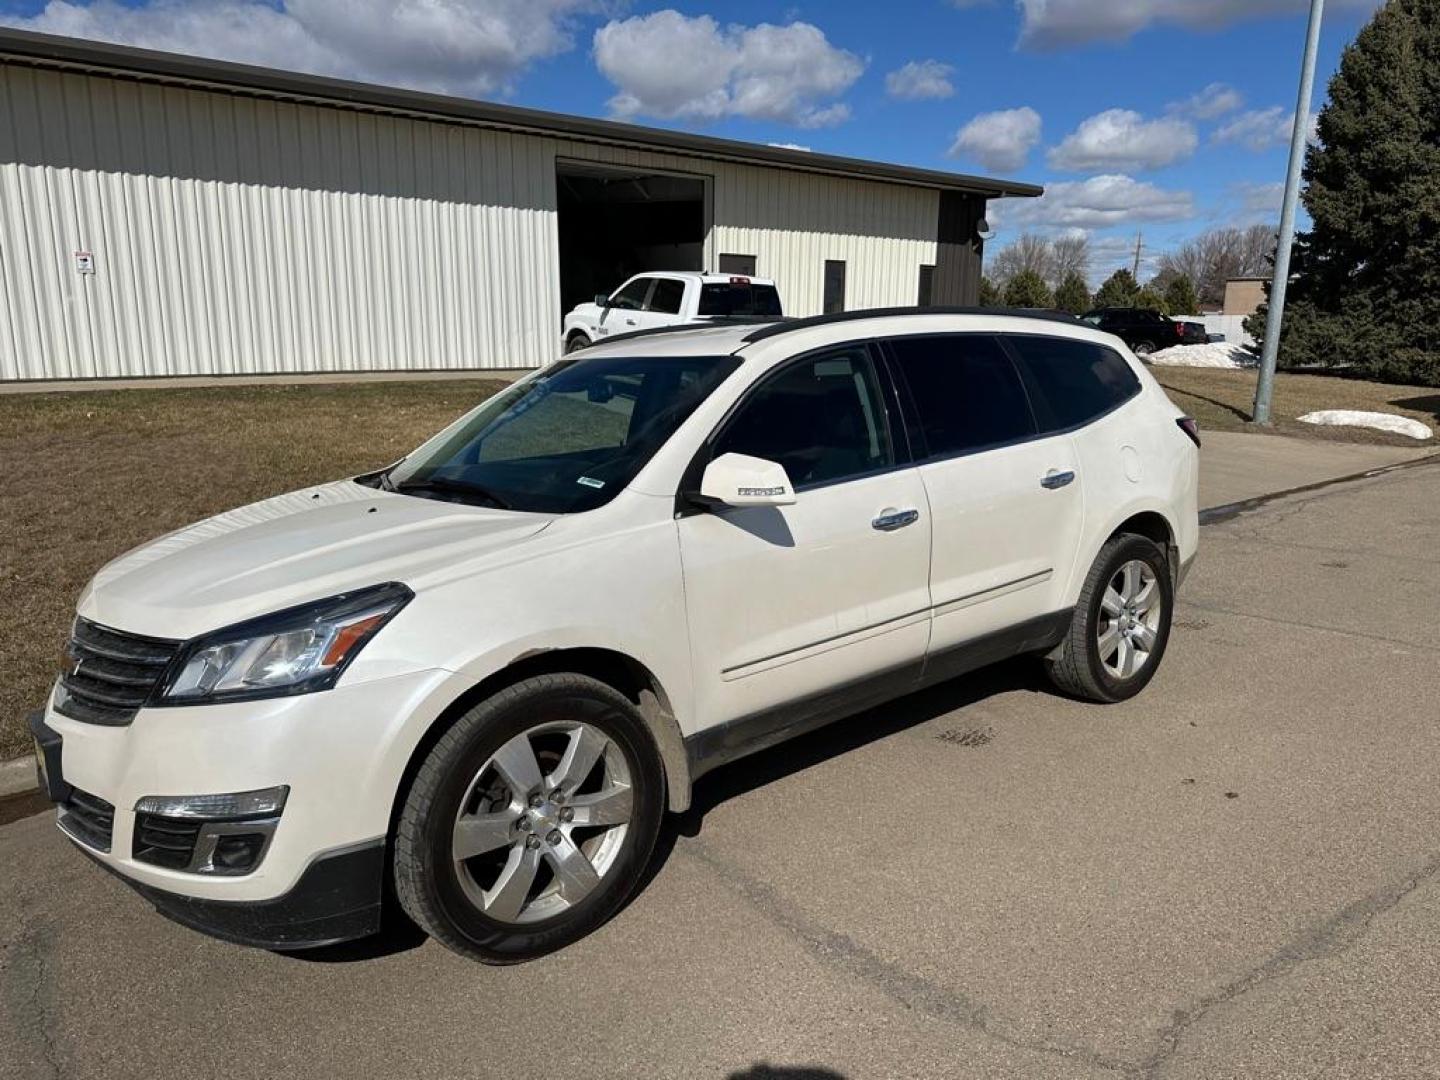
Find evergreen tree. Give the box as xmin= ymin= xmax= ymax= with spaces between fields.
xmin=1003 ymin=269 xmax=1054 ymax=309
xmin=1277 ymin=0 xmax=1440 ymax=385
xmin=1054 ymin=272 xmax=1092 ymax=315
xmin=978 ymin=275 xmax=1001 ymax=307
xmin=1135 ymin=285 xmax=1170 ymax=316
xmin=1093 ymin=269 xmax=1140 ymax=308
xmin=1163 ymin=275 xmax=1200 ymax=316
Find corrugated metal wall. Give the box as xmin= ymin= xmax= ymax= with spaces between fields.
xmin=0 ymin=60 xmax=942 ymax=381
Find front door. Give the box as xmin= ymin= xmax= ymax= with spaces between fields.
xmin=678 ymin=345 xmax=932 ymax=759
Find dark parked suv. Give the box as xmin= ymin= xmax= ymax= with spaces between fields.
xmin=1082 ymin=308 xmax=1205 ymax=356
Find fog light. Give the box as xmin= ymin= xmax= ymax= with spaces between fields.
xmin=134 ymin=786 xmax=288 ymax=820
xmin=212 ymin=833 xmax=268 ymax=873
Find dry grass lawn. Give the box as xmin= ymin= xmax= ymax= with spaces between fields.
xmin=2 ymin=366 xmax=1436 ymax=761
xmin=0 ymin=378 xmax=508 ymax=760
xmin=1154 ymin=366 xmax=1440 ymax=446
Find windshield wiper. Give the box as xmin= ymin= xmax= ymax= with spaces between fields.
xmin=393 ymin=476 xmax=511 ymax=510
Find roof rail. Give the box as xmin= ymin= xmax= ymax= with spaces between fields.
xmin=586 ymin=317 xmax=780 ymax=348
xmin=739 ymin=306 xmax=1081 ymax=344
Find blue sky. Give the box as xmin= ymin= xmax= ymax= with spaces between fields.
xmin=0 ymin=0 xmax=1379 ymax=282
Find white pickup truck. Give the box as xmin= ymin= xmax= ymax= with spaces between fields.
xmin=562 ymin=271 xmax=783 ymax=352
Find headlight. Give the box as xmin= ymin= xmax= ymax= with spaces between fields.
xmin=155 ymin=583 xmax=412 ymax=705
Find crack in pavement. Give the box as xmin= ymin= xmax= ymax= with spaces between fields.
xmin=1 ymin=909 xmax=61 ymax=1080
xmin=1137 ymin=850 xmax=1440 ymax=1078
xmin=682 ymin=837 xmax=1440 ymax=1080
xmin=679 ymin=838 xmax=1135 ymax=1077
xmin=1176 ymin=598 xmax=1436 ymax=654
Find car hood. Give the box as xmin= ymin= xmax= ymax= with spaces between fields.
xmin=79 ymin=480 xmax=554 ymax=640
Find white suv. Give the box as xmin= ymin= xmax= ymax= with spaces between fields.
xmin=562 ymin=271 xmax=783 ymax=353
xmin=33 ymin=309 xmax=1199 ymax=963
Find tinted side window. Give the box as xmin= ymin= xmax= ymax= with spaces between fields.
xmin=887 ymin=335 xmax=1035 ymax=458
xmin=1007 ymin=336 xmax=1142 ymax=432
xmin=713 ymin=348 xmax=893 ymax=489
xmin=610 ymin=278 xmax=651 ymax=310
xmin=647 ymin=278 xmax=685 ymax=315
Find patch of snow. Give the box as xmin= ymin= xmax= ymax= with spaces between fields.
xmin=1296 ymin=410 xmax=1433 ymax=440
xmin=1148 ymin=342 xmax=1257 ymax=369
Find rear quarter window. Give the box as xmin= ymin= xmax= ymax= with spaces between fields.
xmin=1006 ymin=335 xmax=1142 ymax=432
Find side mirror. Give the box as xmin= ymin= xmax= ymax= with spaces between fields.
xmin=697 ymin=453 xmax=796 ymax=508
xmin=594 ymin=293 xmax=612 ymax=308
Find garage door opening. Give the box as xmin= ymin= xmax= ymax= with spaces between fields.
xmin=556 ymin=162 xmax=707 ymax=318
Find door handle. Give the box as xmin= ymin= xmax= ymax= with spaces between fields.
xmin=872 ymin=508 xmax=920 ymax=531
xmin=1041 ymin=470 xmax=1076 ymax=490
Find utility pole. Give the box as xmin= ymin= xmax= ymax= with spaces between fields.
xmin=1253 ymin=0 xmax=1326 ymax=425
xmin=1131 ymin=232 xmax=1142 ymax=279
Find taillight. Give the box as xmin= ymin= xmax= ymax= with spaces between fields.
xmin=1176 ymin=416 xmax=1201 ymax=447
xmin=1175 ymin=322 xmax=1184 ymax=336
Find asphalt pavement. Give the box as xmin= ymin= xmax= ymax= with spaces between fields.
xmin=4 ymin=457 xmax=1439 ymax=1080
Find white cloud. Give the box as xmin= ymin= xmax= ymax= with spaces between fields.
xmin=948 ymin=106 xmax=1041 ymax=173
xmin=1213 ymin=106 xmax=1318 ymax=151
xmin=1011 ymin=174 xmax=1196 ymax=230
xmin=1232 ymin=180 xmax=1285 ymax=218
xmin=592 ymin=11 xmax=863 ymax=128
xmin=1049 ymin=109 xmax=1197 ymax=172
xmin=1169 ymin=82 xmax=1243 ymax=120
xmin=1 ymin=0 xmax=592 ymax=97
xmin=1015 ymin=0 xmax=1377 ymax=48
xmin=885 ymin=59 xmax=954 ymax=100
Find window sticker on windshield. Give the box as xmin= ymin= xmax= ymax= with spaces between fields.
xmin=576 ymin=476 xmax=605 ymax=489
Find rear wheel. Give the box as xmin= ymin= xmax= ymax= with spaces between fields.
xmin=394 ymin=674 xmax=664 ymax=963
xmin=1046 ymin=534 xmax=1173 ymax=703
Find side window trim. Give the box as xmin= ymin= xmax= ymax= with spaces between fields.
xmin=676 ymin=339 xmax=911 ymax=508
xmin=878 ymin=332 xmax=1045 ymax=467
xmin=998 ymin=333 xmax=1143 ymax=437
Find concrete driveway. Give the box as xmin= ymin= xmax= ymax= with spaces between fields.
xmin=4 ymin=459 xmax=1440 ymax=1080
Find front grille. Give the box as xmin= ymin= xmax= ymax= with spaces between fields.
xmin=55 ymin=618 xmax=181 ymax=726
xmin=133 ymin=813 xmax=204 ymax=870
xmin=58 ymin=788 xmax=115 ymax=852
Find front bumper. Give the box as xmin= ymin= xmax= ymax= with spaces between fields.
xmin=31 ymin=665 xmax=456 ymax=946
xmin=32 ymin=708 xmax=385 ymax=948
xmin=83 ymin=835 xmax=386 ymax=949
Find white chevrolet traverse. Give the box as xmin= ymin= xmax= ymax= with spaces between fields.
xmin=33 ymin=309 xmax=1199 ymax=962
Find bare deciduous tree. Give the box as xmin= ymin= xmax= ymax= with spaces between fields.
xmin=1153 ymin=225 xmax=1277 ymax=305
xmin=989 ymin=232 xmax=1089 ymax=290
xmin=1049 ymin=234 xmax=1090 ymax=287
xmin=989 ymin=233 xmax=1055 ymax=286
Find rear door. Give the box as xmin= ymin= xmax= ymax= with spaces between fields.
xmin=884 ymin=333 xmax=1085 ymax=667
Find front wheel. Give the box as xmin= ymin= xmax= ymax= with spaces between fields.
xmin=1132 ymin=340 xmax=1156 ymax=358
xmin=564 ymin=333 xmax=590 ymax=354
xmin=1045 ymin=534 xmax=1173 ymax=703
xmin=393 ymin=674 xmax=665 ymax=963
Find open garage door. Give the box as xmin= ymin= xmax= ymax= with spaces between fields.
xmin=556 ymin=162 xmax=707 ymax=318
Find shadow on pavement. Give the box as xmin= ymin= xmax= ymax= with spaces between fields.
xmin=674 ymin=656 xmax=1047 ymax=840
xmin=728 ymin=1066 xmax=847 ymax=1079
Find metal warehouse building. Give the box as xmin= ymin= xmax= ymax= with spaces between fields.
xmin=0 ymin=28 xmax=1040 ymax=382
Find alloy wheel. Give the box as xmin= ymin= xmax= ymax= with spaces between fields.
xmin=450 ymin=720 xmax=633 ymax=925
xmin=1097 ymin=559 xmax=1162 ymax=680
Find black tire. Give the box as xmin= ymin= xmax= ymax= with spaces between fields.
xmin=1132 ymin=340 xmax=1156 ymax=358
xmin=564 ymin=333 xmax=590 ymax=354
xmin=1045 ymin=533 xmax=1173 ymax=703
xmin=393 ymin=673 xmax=665 ymax=963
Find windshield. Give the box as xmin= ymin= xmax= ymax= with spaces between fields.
xmin=697 ymin=282 xmax=783 ymax=318
xmin=386 ymin=354 xmax=740 ymax=514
